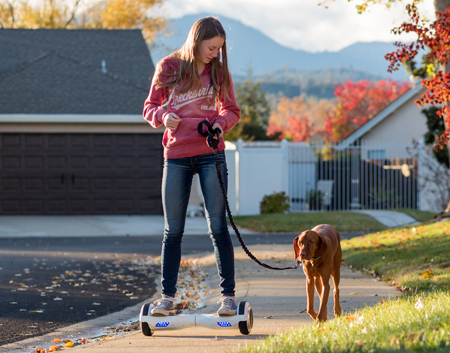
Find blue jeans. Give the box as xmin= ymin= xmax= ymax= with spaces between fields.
xmin=160 ymin=151 xmax=235 ymax=298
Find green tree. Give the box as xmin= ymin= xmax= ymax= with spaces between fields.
xmin=226 ymin=68 xmax=271 ymax=141
xmin=0 ymin=0 xmax=167 ymax=43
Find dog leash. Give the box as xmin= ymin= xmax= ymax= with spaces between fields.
xmin=198 ymin=120 xmax=300 ymax=271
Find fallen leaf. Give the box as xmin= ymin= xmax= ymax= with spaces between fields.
xmin=35 ymin=348 xmax=47 ymax=353
xmin=264 ymin=315 xmax=272 ymax=319
xmin=415 ymin=297 xmax=424 ymax=310
xmin=349 ymin=293 xmax=358 ymax=295
xmin=420 ymin=270 xmax=434 ymax=278
xmin=63 ymin=341 xmax=74 ymax=348
xmin=346 ymin=315 xmax=355 ymax=322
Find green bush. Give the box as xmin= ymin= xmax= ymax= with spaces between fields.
xmin=260 ymin=192 xmax=290 ymax=214
xmin=305 ymin=189 xmax=324 ymax=210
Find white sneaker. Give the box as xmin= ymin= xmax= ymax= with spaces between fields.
xmin=151 ymin=298 xmax=176 ymax=316
xmin=217 ymin=297 xmax=237 ymax=316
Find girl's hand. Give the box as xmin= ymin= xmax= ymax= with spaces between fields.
xmin=212 ymin=122 xmax=223 ymax=139
xmin=163 ymin=112 xmax=181 ymax=130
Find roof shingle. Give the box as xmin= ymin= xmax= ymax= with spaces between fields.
xmin=0 ymin=29 xmax=155 ymax=114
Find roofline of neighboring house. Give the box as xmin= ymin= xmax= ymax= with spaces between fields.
xmin=336 ymin=83 xmax=426 ymax=149
xmin=0 ymin=114 xmax=146 ymax=123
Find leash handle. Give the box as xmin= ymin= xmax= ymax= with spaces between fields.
xmin=213 ymin=153 xmax=300 ymax=271
xmin=198 ymin=120 xmax=221 ymax=149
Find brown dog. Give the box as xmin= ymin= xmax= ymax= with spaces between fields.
xmin=293 ymin=224 xmax=342 ymax=322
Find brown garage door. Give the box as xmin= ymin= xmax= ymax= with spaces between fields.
xmin=0 ymin=133 xmax=163 ymax=215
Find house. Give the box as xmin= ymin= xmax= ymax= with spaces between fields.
xmin=337 ymin=83 xmax=427 ymax=158
xmin=222 ymin=84 xmax=440 ymax=216
xmin=0 ymin=29 xmax=164 ymax=215
xmin=335 ymin=83 xmax=446 ymax=212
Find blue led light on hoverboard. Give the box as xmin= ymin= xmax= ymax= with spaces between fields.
xmin=156 ymin=322 xmax=170 ymax=327
xmin=217 ymin=321 xmax=231 ymax=327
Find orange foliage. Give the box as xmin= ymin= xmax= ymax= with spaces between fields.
xmin=323 ymin=79 xmax=411 ymax=142
xmin=268 ymin=96 xmax=334 ymax=142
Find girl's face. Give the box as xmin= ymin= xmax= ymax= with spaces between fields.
xmin=196 ymin=36 xmax=225 ymax=68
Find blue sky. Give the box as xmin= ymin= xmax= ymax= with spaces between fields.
xmin=158 ymin=0 xmax=436 ymax=52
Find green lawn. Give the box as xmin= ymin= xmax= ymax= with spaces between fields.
xmin=235 ymin=220 xmax=450 ymax=353
xmin=393 ymin=208 xmax=437 ymax=223
xmin=232 ymin=211 xmax=387 ymax=233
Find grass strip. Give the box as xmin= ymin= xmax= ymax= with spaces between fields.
xmin=236 ymin=220 xmax=450 ymax=352
xmin=239 ymin=291 xmax=450 ymax=353
xmin=341 ymin=221 xmax=450 ymax=292
xmin=232 ymin=211 xmax=387 ymax=233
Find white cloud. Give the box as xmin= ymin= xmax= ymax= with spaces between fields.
xmin=160 ymin=0 xmax=436 ymax=52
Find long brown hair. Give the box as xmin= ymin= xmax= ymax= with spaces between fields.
xmin=155 ymin=16 xmax=231 ymax=103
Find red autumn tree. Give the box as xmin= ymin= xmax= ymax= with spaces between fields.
xmin=385 ymin=3 xmax=450 ymax=152
xmin=267 ymin=114 xmax=313 ymax=142
xmin=267 ymin=121 xmax=286 ymax=140
xmin=268 ymin=95 xmax=334 ymax=142
xmin=287 ymin=113 xmax=314 ymax=142
xmin=323 ymin=79 xmax=411 ymax=142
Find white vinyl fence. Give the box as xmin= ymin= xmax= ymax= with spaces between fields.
xmin=225 ymin=139 xmax=442 ymax=215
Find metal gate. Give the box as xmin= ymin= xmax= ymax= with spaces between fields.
xmin=287 ymin=141 xmax=418 ymax=212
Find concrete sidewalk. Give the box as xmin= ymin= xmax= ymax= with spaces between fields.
xmin=0 ymin=210 xmax=421 ymax=352
xmin=2 ymin=245 xmax=399 ymax=353
xmin=0 ymin=210 xmax=419 ymax=238
xmin=352 ymin=210 xmax=419 ymax=228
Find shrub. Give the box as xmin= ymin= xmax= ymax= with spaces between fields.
xmin=260 ymin=192 xmax=290 ymax=214
xmin=305 ymin=189 xmax=324 ymax=211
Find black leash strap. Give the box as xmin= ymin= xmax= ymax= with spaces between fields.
xmin=198 ymin=120 xmax=221 ymax=149
xmin=197 ymin=120 xmax=300 ymax=271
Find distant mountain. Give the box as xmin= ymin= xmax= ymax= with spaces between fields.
xmin=258 ymin=66 xmax=386 ymax=99
xmin=151 ymin=13 xmax=411 ymax=81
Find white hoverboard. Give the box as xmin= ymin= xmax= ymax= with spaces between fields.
xmin=139 ymin=301 xmax=253 ymax=336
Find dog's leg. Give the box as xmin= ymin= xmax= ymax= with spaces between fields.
xmin=331 ymin=273 xmax=341 ymax=317
xmin=332 ymin=247 xmax=342 ymax=317
xmin=317 ymin=275 xmax=330 ymax=322
xmin=306 ymin=276 xmax=317 ymax=320
xmin=314 ymin=276 xmax=322 ymax=296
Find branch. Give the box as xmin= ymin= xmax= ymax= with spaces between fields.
xmin=318 ymin=0 xmax=424 ymax=14
xmin=64 ymin=0 xmax=82 ymax=28
xmin=7 ymin=0 xmax=15 ymax=28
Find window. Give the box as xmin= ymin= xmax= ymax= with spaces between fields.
xmin=367 ymin=149 xmax=386 ymax=159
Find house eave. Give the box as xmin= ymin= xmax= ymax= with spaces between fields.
xmin=336 ymin=84 xmax=426 ymax=149
xmin=0 ymin=114 xmax=146 ymax=123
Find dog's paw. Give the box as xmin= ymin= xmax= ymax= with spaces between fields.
xmin=307 ymin=310 xmax=318 ymax=320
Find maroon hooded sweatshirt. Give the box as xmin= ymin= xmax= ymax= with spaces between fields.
xmin=143 ymin=56 xmax=241 ymax=159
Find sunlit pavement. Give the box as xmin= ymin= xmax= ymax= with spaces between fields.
xmin=0 ymin=210 xmax=416 ymax=351
xmin=1 ymin=244 xmax=400 ymax=353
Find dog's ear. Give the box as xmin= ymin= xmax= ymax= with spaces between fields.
xmin=293 ymin=235 xmax=300 ymax=259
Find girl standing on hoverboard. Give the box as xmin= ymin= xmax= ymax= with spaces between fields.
xmin=143 ymin=16 xmax=240 ymax=316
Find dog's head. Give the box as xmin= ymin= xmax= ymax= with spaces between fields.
xmin=293 ymin=230 xmax=322 ymax=261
